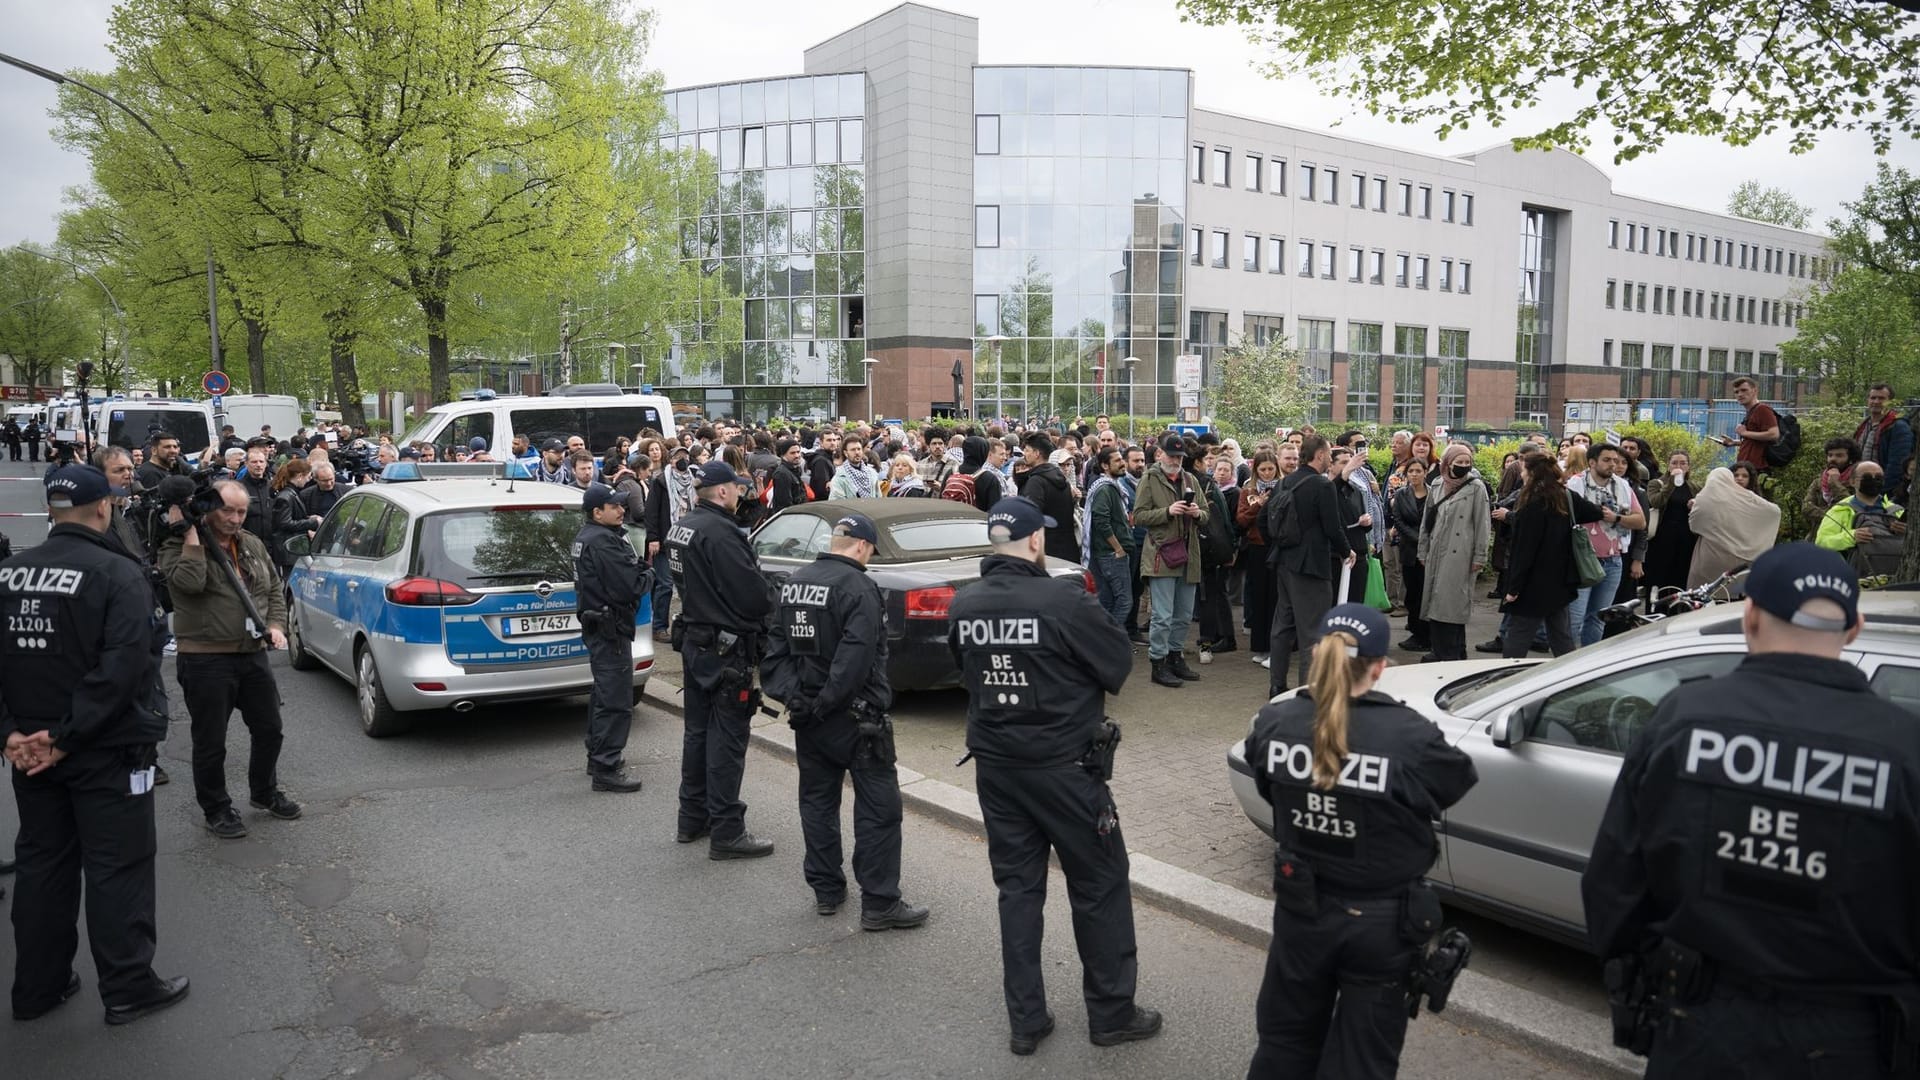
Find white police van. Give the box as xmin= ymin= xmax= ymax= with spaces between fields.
xmin=395 ymin=390 xmax=678 ymax=459
xmin=284 ymin=461 xmax=653 ymax=736
xmin=94 ymin=399 xmax=219 ymax=466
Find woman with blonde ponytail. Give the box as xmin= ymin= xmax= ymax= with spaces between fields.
xmin=1241 ymin=604 xmax=1479 ymax=1078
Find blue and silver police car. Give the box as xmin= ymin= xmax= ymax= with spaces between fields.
xmin=284 ymin=463 xmax=653 ymax=736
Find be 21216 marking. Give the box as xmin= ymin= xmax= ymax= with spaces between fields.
xmin=1715 ymin=805 xmax=1826 ymax=879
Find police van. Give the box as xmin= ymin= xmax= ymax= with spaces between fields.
xmin=283 ymin=461 xmax=654 ymax=737
xmin=94 ymin=399 xmax=218 ymax=466
xmin=395 ymin=391 xmax=678 ymax=458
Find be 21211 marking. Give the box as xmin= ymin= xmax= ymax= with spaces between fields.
xmin=1715 ymin=805 xmax=1827 ymax=879
xmin=980 ymin=653 xmax=1029 ymax=687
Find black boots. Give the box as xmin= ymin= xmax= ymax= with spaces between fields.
xmin=1150 ymin=656 xmax=1183 ymax=688
xmin=1167 ymin=652 xmax=1202 ymax=681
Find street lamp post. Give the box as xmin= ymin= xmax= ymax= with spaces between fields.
xmin=0 ymin=50 xmax=222 ymax=377
xmin=629 ymin=362 xmax=645 ymax=391
xmin=861 ymin=357 xmax=880 ymax=422
xmin=1121 ymin=355 xmax=1141 ymax=441
xmin=984 ymin=334 xmax=1009 ymax=421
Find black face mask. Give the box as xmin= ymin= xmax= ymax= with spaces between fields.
xmin=1857 ymin=475 xmax=1884 ymax=499
xmin=1449 ymin=463 xmax=1472 ymax=479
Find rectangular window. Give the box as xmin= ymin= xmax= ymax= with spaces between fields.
xmin=1347 ymin=322 xmax=1383 ymax=422
xmin=1212 ymin=147 xmax=1230 ymax=186
xmin=1414 ymin=255 xmax=1429 ymax=289
xmin=1461 ymin=192 xmax=1474 ymax=225
xmin=1713 ymin=238 xmax=1723 ymax=264
xmin=975 ymin=294 xmax=1000 ymax=335
xmin=1602 ymin=340 xmax=1614 ymax=367
xmin=1459 ymin=261 xmax=1472 ymax=293
xmin=1652 ymin=286 xmax=1663 ymax=314
xmin=1210 ymin=229 xmax=1229 ymax=269
xmin=1301 ymin=163 xmax=1316 ymax=201
xmin=1638 ymin=224 xmax=1650 ymax=252
xmin=1395 ymin=252 xmax=1410 ymax=287
xmin=1297 ymin=239 xmax=1314 ymax=276
xmin=1325 ymin=168 xmax=1340 ymax=205
xmin=1680 ymin=346 xmax=1702 ymax=396
xmin=1188 ymin=226 xmax=1203 ymax=266
xmin=1609 ymin=219 xmax=1620 ymax=248
xmin=1620 ymin=341 xmax=1644 ymax=396
xmin=1709 ymin=293 xmax=1719 ymax=320
xmin=1669 ymin=232 xmax=1679 ymax=259
xmin=1418 ymin=184 xmax=1432 ymax=218
xmin=1625 ymin=225 xmax=1637 ymax=253
xmin=1271 ymin=157 xmax=1287 ymax=195
xmin=1352 ymin=174 xmax=1367 ymax=209
xmin=974 ymin=205 xmax=998 ymax=248
xmin=1651 ymin=344 xmax=1674 ymax=396
xmin=1606 ymin=279 xmax=1617 ymax=308
xmin=1245 ymin=154 xmax=1262 ymax=191
xmin=1368 ymin=249 xmax=1385 ymax=285
xmin=975 ymin=114 xmax=1000 ymax=155
xmin=1392 ymin=325 xmax=1428 ymax=426
xmin=1435 ymin=329 xmax=1468 ymax=429
xmin=1685 ymin=233 xmax=1695 ymax=260
xmin=1438 ymin=257 xmax=1453 ymax=291
xmin=1739 ymin=243 xmax=1749 ymax=270
xmin=1267 ymin=236 xmax=1285 ymax=274
xmin=1320 ymin=242 xmax=1337 ymax=279
xmin=1372 ymin=176 xmax=1387 ymax=211
xmin=1666 ymin=286 xmax=1677 ymax=314
xmin=1244 ymin=313 xmax=1286 ymax=345
xmin=1243 ymin=233 xmax=1260 ymax=272
xmin=1348 ymin=246 xmax=1364 ymax=281
xmin=1656 ymin=230 xmax=1667 ymax=257
xmin=1399 ymin=181 xmax=1413 ymax=216
xmin=1636 ymin=283 xmax=1647 ymax=312
xmin=1681 ymin=290 xmax=1692 ymax=317
xmin=1190 ymin=144 xmax=1205 ymax=183
xmin=1442 ymin=190 xmax=1456 ymax=222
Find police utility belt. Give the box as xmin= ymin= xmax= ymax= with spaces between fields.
xmin=1607 ymin=939 xmax=1920 ymax=1073
xmin=670 ymin=617 xmax=763 ymax=661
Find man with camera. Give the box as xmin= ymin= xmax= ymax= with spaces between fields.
xmin=4 ymin=464 xmax=190 ymax=1026
xmin=158 ymin=481 xmax=297 ymax=840
xmin=135 ymin=434 xmax=190 ymax=492
xmin=760 ymin=513 xmax=928 ymax=930
xmin=571 ymin=482 xmax=649 ymax=793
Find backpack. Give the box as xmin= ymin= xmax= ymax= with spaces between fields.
xmin=1263 ymin=477 xmax=1305 ymax=550
xmin=941 ymin=470 xmax=977 ymax=506
xmin=1764 ymin=410 xmax=1802 ymax=469
xmin=1198 ymin=485 xmax=1236 ymax=569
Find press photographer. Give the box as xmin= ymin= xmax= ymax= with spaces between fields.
xmin=157 ymin=480 xmax=299 ymax=841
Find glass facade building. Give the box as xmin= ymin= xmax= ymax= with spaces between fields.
xmin=971 ymin=67 xmax=1189 ymax=419
xmin=660 ymin=74 xmax=868 ymax=421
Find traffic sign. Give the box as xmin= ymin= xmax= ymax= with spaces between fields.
xmin=201 ymin=370 xmax=230 ymax=396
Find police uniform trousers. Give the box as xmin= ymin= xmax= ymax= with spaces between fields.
xmin=10 ymin=746 xmax=170 ymax=1015
xmin=177 ymin=650 xmax=284 ymax=817
xmin=583 ymin=632 xmax=634 ymax=773
xmin=974 ymin=762 xmax=1137 ymax=1036
xmin=1645 ymin=984 xmax=1891 ymax=1080
xmin=1249 ymin=896 xmax=1415 ymax=1080
xmin=677 ymin=642 xmax=753 ymax=841
xmin=795 ymin=715 xmax=901 ymax=912
xmin=1269 ymin=568 xmax=1335 ymax=696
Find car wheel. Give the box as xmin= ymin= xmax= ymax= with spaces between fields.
xmin=632 ymin=679 xmax=649 ymax=706
xmin=355 ymin=643 xmax=412 ymax=738
xmin=287 ymin=605 xmax=319 ymax=671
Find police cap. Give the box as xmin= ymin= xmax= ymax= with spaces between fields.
xmin=1320 ymin=603 xmax=1391 ymax=657
xmin=1745 ymin=542 xmax=1859 ymax=633
xmin=986 ymin=496 xmax=1056 ymax=543
xmin=581 ymin=481 xmax=620 ymax=514
xmin=44 ymin=463 xmax=113 ymax=507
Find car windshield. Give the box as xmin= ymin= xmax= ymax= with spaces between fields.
xmin=108 ymin=408 xmax=210 ymax=455
xmin=1439 ymin=617 xmax=1682 ymax=709
xmin=886 ymin=517 xmax=989 ymax=556
xmin=415 ymin=508 xmax=580 ymax=589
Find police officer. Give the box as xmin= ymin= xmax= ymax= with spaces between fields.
xmin=1243 ymin=603 xmax=1477 ymax=1078
xmin=666 ymin=460 xmax=776 ymax=859
xmin=572 ymin=481 xmax=650 ymax=793
xmin=947 ymin=496 xmax=1158 ymax=1055
xmin=2 ymin=465 xmax=190 ymax=1025
xmin=760 ymin=513 xmax=929 ymax=929
xmin=1583 ymin=543 xmax=1920 ymax=1077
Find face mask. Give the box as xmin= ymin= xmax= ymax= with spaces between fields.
xmin=1449 ymin=463 xmax=1471 ymax=479
xmin=1858 ymin=476 xmax=1884 ymax=498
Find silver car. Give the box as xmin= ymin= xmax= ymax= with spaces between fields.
xmin=285 ymin=475 xmax=654 ymax=737
xmin=1227 ymin=594 xmax=1920 ymax=949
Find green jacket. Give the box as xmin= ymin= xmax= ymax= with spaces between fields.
xmin=1088 ymin=478 xmax=1135 ymax=557
xmin=159 ymin=528 xmax=288 ymax=652
xmin=1131 ymin=463 xmax=1207 ymax=584
xmin=1815 ymin=495 xmax=1904 ymax=553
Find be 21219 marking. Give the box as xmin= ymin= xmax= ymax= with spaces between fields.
xmin=1715 ymin=806 xmax=1827 ymax=880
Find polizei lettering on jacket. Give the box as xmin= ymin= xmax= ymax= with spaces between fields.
xmin=954 ymin=617 xmax=1041 ymax=647
xmin=780 ymin=582 xmax=830 ymax=607
xmin=1683 ymin=727 xmax=1891 ymax=812
xmin=0 ymin=566 xmax=85 ymax=596
xmin=1264 ymin=741 xmax=1391 ymax=794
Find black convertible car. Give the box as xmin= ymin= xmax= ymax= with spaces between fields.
xmin=749 ymin=499 xmax=1094 ymax=691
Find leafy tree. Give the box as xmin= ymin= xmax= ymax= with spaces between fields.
xmin=0 ymin=245 xmax=89 ymax=392
xmin=1212 ymin=334 xmax=1319 ymax=436
xmin=1832 ymin=163 xmax=1920 ymax=310
xmin=1176 ymin=0 xmax=1920 ymax=162
xmin=1727 ymin=181 xmax=1814 ymax=230
xmin=1780 ymin=267 xmax=1920 ymax=406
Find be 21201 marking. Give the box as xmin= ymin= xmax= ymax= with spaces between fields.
xmin=980 ymin=653 xmax=1029 ymax=687
xmin=1715 ymin=806 xmax=1827 ymax=880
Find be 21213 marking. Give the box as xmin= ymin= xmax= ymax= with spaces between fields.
xmin=1715 ymin=805 xmax=1827 ymax=879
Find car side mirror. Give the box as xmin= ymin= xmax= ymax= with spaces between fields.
xmin=285 ymin=534 xmax=311 ymax=557
xmin=1490 ymin=704 xmax=1531 ymax=749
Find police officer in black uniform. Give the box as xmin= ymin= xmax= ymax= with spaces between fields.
xmin=947 ymin=496 xmax=1159 ymax=1055
xmin=1242 ymin=603 xmax=1478 ymax=1078
xmin=572 ymin=481 xmax=651 ymax=793
xmin=2 ymin=465 xmax=190 ymax=1025
xmin=760 ymin=512 xmax=929 ymax=929
xmin=1583 ymin=543 xmax=1920 ymax=1078
xmin=666 ymin=460 xmax=776 ymax=859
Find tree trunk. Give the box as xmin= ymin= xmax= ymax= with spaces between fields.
xmin=326 ymin=311 xmax=366 ymax=430
xmin=423 ymin=296 xmax=451 ymax=403
xmin=245 ymin=317 xmax=269 ymax=394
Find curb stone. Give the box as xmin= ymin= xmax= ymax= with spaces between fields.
xmin=642 ymin=678 xmax=1638 ymax=1078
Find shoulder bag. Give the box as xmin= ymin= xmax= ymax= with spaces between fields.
xmin=1567 ymin=492 xmax=1606 ymax=588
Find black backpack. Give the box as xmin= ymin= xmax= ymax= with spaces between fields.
xmin=1198 ymin=484 xmax=1236 ymax=569
xmin=1263 ymin=476 xmax=1305 ymax=550
xmin=1765 ymin=410 xmax=1802 ymax=469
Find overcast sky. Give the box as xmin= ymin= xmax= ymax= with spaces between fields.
xmin=4 ymin=0 xmax=1914 ymax=249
